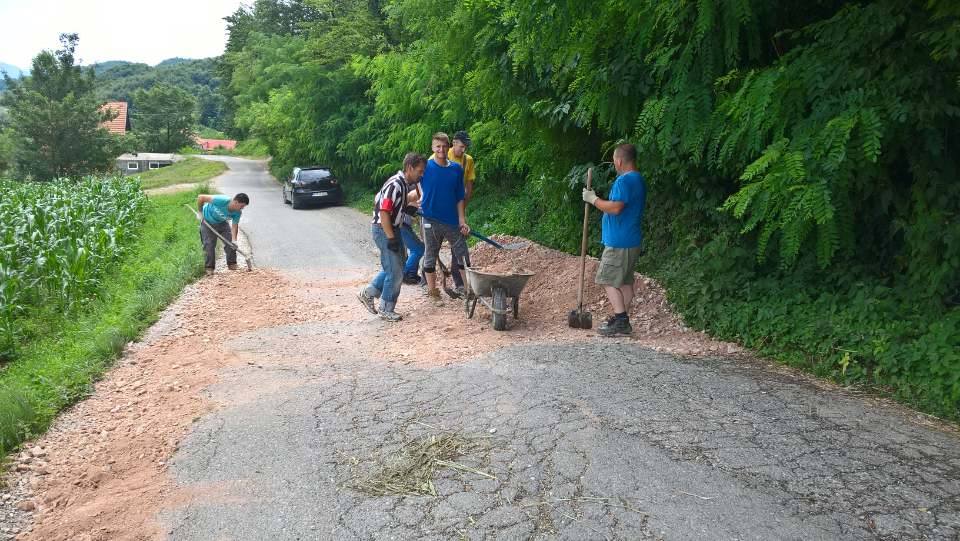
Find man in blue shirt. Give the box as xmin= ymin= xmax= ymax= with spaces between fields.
xmin=420 ymin=132 xmax=470 ymax=305
xmin=196 ymin=192 xmax=250 ymax=275
xmin=582 ymin=143 xmax=647 ymax=336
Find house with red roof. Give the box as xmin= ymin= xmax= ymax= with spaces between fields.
xmin=195 ymin=138 xmax=237 ymax=152
xmin=99 ymin=101 xmax=130 ymax=135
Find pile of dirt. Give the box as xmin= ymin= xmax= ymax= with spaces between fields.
xmin=467 ymin=235 xmax=740 ymax=356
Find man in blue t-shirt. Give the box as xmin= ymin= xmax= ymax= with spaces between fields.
xmin=196 ymin=192 xmax=250 ymax=275
xmin=419 ymin=132 xmax=470 ymax=305
xmin=582 ymin=143 xmax=647 ymax=336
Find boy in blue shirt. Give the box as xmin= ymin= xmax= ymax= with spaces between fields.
xmin=420 ymin=132 xmax=470 ymax=305
xmin=196 ymin=192 xmax=250 ymax=275
xmin=582 ymin=144 xmax=647 ymax=336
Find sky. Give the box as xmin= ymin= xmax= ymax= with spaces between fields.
xmin=0 ymin=0 xmax=246 ymax=69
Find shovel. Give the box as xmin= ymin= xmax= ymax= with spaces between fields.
xmin=184 ymin=204 xmax=254 ymax=271
xmin=568 ymin=168 xmax=593 ymax=329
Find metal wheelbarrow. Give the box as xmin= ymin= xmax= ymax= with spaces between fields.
xmin=463 ymin=267 xmax=536 ymax=331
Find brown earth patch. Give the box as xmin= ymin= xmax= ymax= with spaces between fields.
xmin=5 ymin=269 xmax=309 ymax=541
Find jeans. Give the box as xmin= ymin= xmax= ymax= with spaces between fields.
xmin=365 ymin=224 xmax=405 ymax=313
xmin=400 ymin=223 xmax=424 ymax=277
xmin=200 ymin=220 xmax=236 ymax=269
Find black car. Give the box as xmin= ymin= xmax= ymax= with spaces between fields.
xmin=282 ymin=166 xmax=343 ymax=208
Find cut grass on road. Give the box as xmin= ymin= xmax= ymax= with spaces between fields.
xmin=0 ymin=188 xmax=205 ymax=457
xmin=135 ymin=158 xmax=227 ymax=190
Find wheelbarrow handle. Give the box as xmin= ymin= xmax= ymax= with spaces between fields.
xmin=469 ymin=230 xmax=505 ymax=249
xmin=409 ymin=207 xmax=505 ymax=249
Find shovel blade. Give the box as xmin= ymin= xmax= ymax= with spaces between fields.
xmin=568 ymin=309 xmax=592 ymax=329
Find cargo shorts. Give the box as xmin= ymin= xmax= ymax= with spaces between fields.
xmin=595 ymin=246 xmax=642 ymax=288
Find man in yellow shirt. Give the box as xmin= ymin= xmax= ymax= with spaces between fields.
xmin=449 ymin=131 xmax=476 ymax=203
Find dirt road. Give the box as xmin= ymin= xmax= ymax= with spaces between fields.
xmin=3 ymin=157 xmax=959 ymax=540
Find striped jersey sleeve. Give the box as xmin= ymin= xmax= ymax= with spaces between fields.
xmin=371 ymin=172 xmax=408 ymax=227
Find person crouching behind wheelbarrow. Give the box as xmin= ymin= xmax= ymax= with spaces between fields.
xmin=197 ymin=192 xmax=249 ymax=275
xmin=358 ymin=152 xmax=427 ymax=321
xmin=581 ymin=143 xmax=647 ymax=336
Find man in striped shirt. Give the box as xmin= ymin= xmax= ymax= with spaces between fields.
xmin=358 ymin=152 xmax=427 ymax=321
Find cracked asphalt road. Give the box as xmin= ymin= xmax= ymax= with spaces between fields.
xmin=161 ymin=158 xmax=960 ymax=540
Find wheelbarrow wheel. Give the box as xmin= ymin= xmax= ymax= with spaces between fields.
xmin=492 ymin=286 xmax=507 ymax=331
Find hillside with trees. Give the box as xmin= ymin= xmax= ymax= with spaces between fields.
xmin=219 ymin=0 xmax=960 ymax=419
xmin=93 ymin=57 xmax=226 ymax=132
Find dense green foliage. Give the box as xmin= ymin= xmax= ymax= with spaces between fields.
xmin=0 ymin=177 xmax=147 ymax=360
xmin=0 ymin=187 xmax=204 ymax=457
xmin=135 ymin=157 xmax=228 ymax=189
xmin=1 ymin=34 xmax=119 ymax=180
xmin=132 ymin=83 xmax=198 ymax=152
xmin=94 ymin=57 xmax=226 ymax=131
xmin=223 ymin=0 xmax=959 ymax=417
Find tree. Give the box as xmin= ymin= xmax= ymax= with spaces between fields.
xmin=131 ymin=84 xmax=197 ymax=152
xmin=1 ymin=34 xmax=116 ymax=180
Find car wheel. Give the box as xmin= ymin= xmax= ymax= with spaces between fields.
xmin=291 ymin=195 xmax=301 ymax=209
xmin=282 ymin=187 xmax=289 ymax=204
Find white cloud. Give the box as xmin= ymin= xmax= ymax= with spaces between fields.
xmin=0 ymin=0 xmax=246 ymax=68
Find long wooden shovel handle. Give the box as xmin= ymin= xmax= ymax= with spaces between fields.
xmin=184 ymin=204 xmax=251 ymax=258
xmin=577 ymin=168 xmax=592 ymax=310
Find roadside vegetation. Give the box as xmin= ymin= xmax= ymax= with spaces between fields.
xmin=222 ymin=1 xmax=959 ymax=419
xmin=135 ymin=157 xmax=227 ymax=190
xmin=0 ymin=182 xmax=204 ymax=457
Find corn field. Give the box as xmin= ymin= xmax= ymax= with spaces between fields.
xmin=0 ymin=177 xmax=147 ymax=360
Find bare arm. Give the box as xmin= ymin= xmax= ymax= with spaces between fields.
xmin=380 ymin=210 xmax=396 ymax=239
xmin=231 ymin=222 xmax=239 ymax=243
xmin=197 ymin=194 xmax=214 ymax=214
xmin=465 ymin=181 xmax=474 ymax=204
xmin=593 ymin=198 xmax=625 ymax=215
xmin=457 ymin=200 xmax=469 ymax=235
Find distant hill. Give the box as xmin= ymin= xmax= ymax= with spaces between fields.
xmin=0 ymin=63 xmax=25 ymax=90
xmin=0 ymin=62 xmax=24 ymax=79
xmin=93 ymin=57 xmax=225 ymax=131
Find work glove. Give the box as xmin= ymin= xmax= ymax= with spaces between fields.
xmin=403 ymin=205 xmax=419 ymax=216
xmin=387 ymin=237 xmax=402 ymax=253
xmin=582 ymin=188 xmax=598 ymax=205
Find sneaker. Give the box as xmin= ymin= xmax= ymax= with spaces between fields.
xmin=357 ymin=288 xmax=378 ymax=314
xmin=378 ymin=310 xmax=403 ymax=322
xmin=453 ymin=286 xmax=466 ymax=297
xmin=228 ymin=263 xmax=239 ymax=270
xmin=204 ymin=268 xmax=215 ymax=276
xmin=598 ymin=316 xmax=632 ymax=337
xmin=402 ymin=274 xmax=420 ymax=285
xmin=427 ymin=288 xmax=444 ymax=306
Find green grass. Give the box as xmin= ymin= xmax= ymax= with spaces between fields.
xmin=228 ymin=138 xmax=270 ymax=159
xmin=135 ymin=157 xmax=227 ymax=190
xmin=0 ymin=188 xmax=204 ymax=456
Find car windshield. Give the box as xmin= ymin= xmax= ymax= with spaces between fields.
xmin=299 ymin=169 xmax=332 ymax=181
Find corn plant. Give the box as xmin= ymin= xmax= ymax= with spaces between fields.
xmin=0 ymin=177 xmax=146 ymax=360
